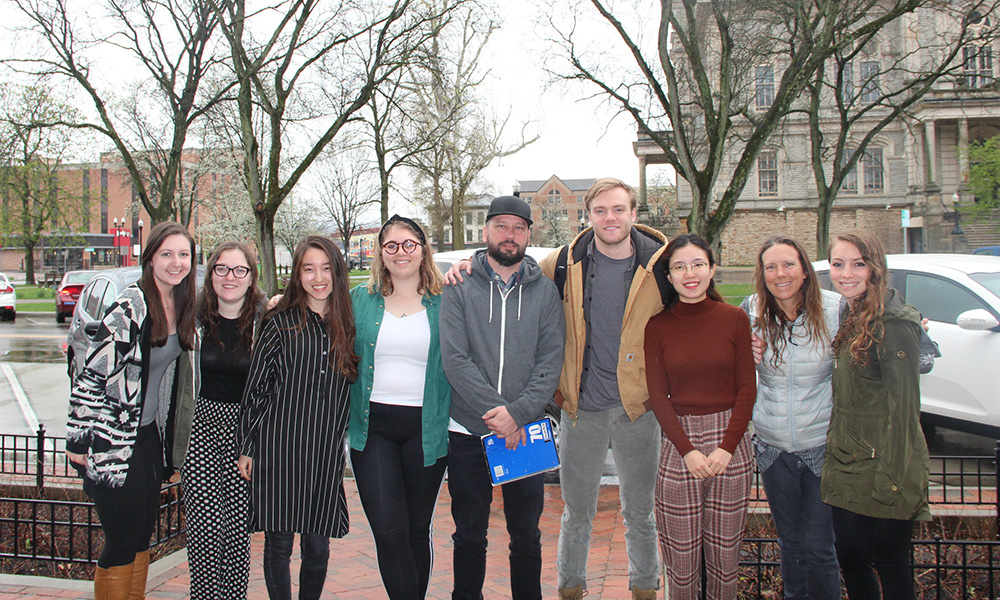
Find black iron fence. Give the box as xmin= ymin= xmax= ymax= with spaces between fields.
xmin=3 ymin=426 xmax=1000 ymax=598
xmin=0 ymin=426 xmax=184 ymax=564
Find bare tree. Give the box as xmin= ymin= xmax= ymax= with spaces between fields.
xmin=315 ymin=142 xmax=380 ymax=255
xmin=801 ymin=2 xmax=1000 ymax=257
xmin=0 ymin=82 xmax=87 ymax=284
xmin=7 ymin=0 xmax=233 ymax=225
xmin=407 ymin=5 xmax=536 ymax=251
xmin=546 ymin=0 xmax=941 ymax=253
xmin=215 ymin=0 xmax=460 ymax=294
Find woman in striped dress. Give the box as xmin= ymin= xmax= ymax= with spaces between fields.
xmin=236 ymin=235 xmax=359 ymax=600
xmin=182 ymin=241 xmax=265 ymax=599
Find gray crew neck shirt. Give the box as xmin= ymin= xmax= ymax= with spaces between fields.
xmin=579 ymin=247 xmax=633 ymax=412
xmin=140 ymin=333 xmax=181 ymax=426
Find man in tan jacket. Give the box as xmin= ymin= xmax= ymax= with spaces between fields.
xmin=538 ymin=178 xmax=667 ymax=600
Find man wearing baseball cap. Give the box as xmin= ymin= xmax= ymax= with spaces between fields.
xmin=440 ymin=195 xmax=565 ymax=600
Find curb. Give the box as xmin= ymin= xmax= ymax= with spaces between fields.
xmin=0 ymin=549 xmax=187 ymax=590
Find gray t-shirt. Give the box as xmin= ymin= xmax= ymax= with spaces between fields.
xmin=579 ymin=248 xmax=633 ymax=412
xmin=140 ymin=333 xmax=181 ymax=426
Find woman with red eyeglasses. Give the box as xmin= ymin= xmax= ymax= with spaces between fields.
xmin=348 ymin=215 xmax=451 ymax=600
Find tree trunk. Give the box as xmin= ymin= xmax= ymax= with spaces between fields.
xmin=815 ymin=193 xmax=833 ymax=261
xmin=451 ymin=193 xmax=464 ymax=251
xmin=24 ymin=244 xmax=36 ymax=285
xmin=256 ymin=209 xmax=278 ymax=296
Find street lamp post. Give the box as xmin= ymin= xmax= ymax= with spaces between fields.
xmin=952 ymin=191 xmax=965 ymax=236
xmin=137 ymin=218 xmax=144 ymax=260
xmin=112 ymin=218 xmax=120 ymax=266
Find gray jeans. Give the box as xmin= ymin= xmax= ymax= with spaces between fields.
xmin=556 ymin=407 xmax=661 ymax=590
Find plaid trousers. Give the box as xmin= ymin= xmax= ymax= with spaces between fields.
xmin=655 ymin=409 xmax=752 ymax=600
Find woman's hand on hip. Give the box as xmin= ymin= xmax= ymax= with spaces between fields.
xmin=706 ymin=448 xmax=733 ymax=475
xmin=683 ymin=450 xmax=714 ymax=479
xmin=238 ymin=455 xmax=253 ymax=481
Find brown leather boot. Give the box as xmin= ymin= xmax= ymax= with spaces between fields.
xmin=128 ymin=550 xmax=150 ymax=600
xmin=94 ymin=563 xmax=133 ymax=600
xmin=631 ymin=587 xmax=656 ymax=600
xmin=558 ymin=584 xmax=587 ymax=600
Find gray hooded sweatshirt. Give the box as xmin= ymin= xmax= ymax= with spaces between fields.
xmin=440 ymin=249 xmax=565 ymax=435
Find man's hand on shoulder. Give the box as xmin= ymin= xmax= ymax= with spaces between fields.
xmin=443 ymin=259 xmax=474 ymax=285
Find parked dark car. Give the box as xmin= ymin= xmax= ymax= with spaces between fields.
xmin=56 ymin=270 xmax=98 ymax=323
xmin=972 ymin=245 xmax=1000 ymax=257
xmin=66 ymin=265 xmax=204 ymax=383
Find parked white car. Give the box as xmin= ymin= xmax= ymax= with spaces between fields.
xmin=433 ymin=246 xmax=559 ymax=274
xmin=0 ymin=272 xmax=16 ymax=321
xmin=814 ymin=254 xmax=1000 ymax=438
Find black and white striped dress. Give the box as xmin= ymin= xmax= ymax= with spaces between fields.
xmin=236 ymin=308 xmax=351 ymax=538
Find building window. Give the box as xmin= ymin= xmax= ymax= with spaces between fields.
xmin=576 ymin=195 xmax=583 ymax=203
xmin=755 ymin=66 xmax=774 ymax=110
xmin=841 ymin=153 xmax=858 ymax=194
xmin=758 ymin=151 xmax=778 ymax=197
xmin=548 ymin=189 xmax=561 ymax=205
xmin=840 ymin=62 xmax=854 ymax=103
xmin=963 ymin=45 xmax=993 ymax=88
xmin=860 ymin=61 xmax=880 ymax=103
xmin=863 ymin=147 xmax=884 ymax=193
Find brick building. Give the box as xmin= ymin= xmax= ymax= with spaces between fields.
xmin=1 ymin=149 xmax=232 ymax=273
xmin=517 ymin=177 xmax=596 ymax=240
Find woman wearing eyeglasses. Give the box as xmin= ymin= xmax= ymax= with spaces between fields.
xmin=348 ymin=215 xmax=451 ymax=599
xmin=644 ymin=233 xmax=756 ymax=600
xmin=182 ymin=242 xmax=266 ymax=599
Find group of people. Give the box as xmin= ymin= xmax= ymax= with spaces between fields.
xmin=65 ymin=176 xmax=929 ymax=600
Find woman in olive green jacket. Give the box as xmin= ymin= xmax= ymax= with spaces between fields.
xmin=821 ymin=229 xmax=929 ymax=600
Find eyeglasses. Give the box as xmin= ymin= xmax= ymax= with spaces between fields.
xmin=669 ymin=261 xmax=710 ymax=275
xmin=382 ymin=240 xmax=423 ymax=255
xmin=212 ymin=265 xmax=251 ymax=279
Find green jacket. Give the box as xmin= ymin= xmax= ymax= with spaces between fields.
xmin=348 ymin=285 xmax=451 ymax=466
xmin=821 ymin=289 xmax=930 ymax=521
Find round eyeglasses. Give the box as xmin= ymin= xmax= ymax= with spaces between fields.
xmin=668 ymin=261 xmax=710 ymax=275
xmin=382 ymin=240 xmax=423 ymax=255
xmin=212 ymin=265 xmax=251 ymax=279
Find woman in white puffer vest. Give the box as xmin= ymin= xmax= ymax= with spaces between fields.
xmin=740 ymin=235 xmax=842 ymax=600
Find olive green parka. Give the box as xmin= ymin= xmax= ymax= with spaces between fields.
xmin=821 ymin=289 xmax=930 ymax=521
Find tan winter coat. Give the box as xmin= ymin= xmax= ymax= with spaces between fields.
xmin=539 ymin=224 xmax=668 ymax=422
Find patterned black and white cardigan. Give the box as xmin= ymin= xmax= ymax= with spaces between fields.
xmin=66 ymin=284 xmax=195 ymax=498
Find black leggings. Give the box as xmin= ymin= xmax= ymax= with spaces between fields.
xmin=350 ymin=402 xmax=447 ymax=600
xmin=95 ymin=424 xmax=163 ymax=568
xmin=832 ymin=506 xmax=914 ymax=600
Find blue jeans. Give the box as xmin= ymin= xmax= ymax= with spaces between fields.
xmin=760 ymin=449 xmax=841 ymax=600
xmin=447 ymin=431 xmax=545 ymax=600
xmin=557 ymin=407 xmax=660 ymax=590
xmin=262 ymin=532 xmax=330 ymax=600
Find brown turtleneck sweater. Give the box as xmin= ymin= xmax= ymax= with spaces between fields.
xmin=643 ymin=297 xmax=756 ymax=456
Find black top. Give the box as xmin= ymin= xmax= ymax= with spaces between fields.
xmin=200 ymin=317 xmax=253 ymax=404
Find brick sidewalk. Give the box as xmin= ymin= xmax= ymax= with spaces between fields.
xmin=0 ymin=480 xmax=639 ymax=600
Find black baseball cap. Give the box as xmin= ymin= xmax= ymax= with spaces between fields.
xmin=486 ymin=195 xmax=533 ymax=226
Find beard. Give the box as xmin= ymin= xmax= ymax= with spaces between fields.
xmin=487 ymin=240 xmax=526 ymax=267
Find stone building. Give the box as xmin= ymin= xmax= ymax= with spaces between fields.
xmin=634 ymin=4 xmax=1000 ymax=265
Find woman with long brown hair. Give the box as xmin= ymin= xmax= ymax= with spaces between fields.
xmin=740 ymin=235 xmax=841 ymax=599
xmin=182 ymin=241 xmax=266 ymax=599
xmin=822 ymin=229 xmax=928 ymax=600
xmin=66 ymin=222 xmax=198 ymax=599
xmin=349 ymin=215 xmax=450 ymax=599
xmin=236 ymin=235 xmax=358 ymax=600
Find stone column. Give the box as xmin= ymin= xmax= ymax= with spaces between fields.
xmin=924 ymin=119 xmax=938 ymax=189
xmin=638 ymin=156 xmax=650 ymax=224
xmin=958 ymin=116 xmax=969 ymax=187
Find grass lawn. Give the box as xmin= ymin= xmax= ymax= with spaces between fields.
xmin=15 ymin=285 xmax=56 ymax=300
xmin=717 ymin=282 xmax=754 ymax=306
